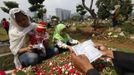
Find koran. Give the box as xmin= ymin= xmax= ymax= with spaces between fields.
xmin=72 ymin=40 xmax=102 ymax=63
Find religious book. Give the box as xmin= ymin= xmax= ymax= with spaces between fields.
xmin=72 ymin=40 xmax=102 ymax=63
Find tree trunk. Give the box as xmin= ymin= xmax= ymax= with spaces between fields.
xmin=81 ymin=0 xmax=98 ymax=30
xmin=82 ymin=0 xmax=97 ymax=19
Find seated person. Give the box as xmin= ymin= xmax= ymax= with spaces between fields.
xmin=9 ymin=8 xmax=39 ymax=68
xmin=53 ymin=23 xmax=79 ymax=51
xmin=29 ymin=22 xmax=58 ymax=58
xmin=28 ymin=22 xmax=49 ymax=58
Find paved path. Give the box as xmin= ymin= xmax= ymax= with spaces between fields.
xmin=0 ymin=41 xmax=9 ymax=46
xmin=0 ymin=52 xmax=12 ymax=57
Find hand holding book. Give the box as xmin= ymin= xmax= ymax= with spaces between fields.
xmin=72 ymin=40 xmax=102 ymax=62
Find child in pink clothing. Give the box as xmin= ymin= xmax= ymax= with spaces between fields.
xmin=28 ymin=22 xmax=49 ymax=57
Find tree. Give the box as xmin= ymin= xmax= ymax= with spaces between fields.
xmin=81 ymin=0 xmax=98 ymax=30
xmin=97 ymin=5 xmax=111 ymax=20
xmin=51 ymin=16 xmax=59 ymax=21
xmin=29 ymin=4 xmax=44 ymax=12
xmin=28 ymin=0 xmax=46 ymax=21
xmin=120 ymin=0 xmax=133 ymax=20
xmin=1 ymin=1 xmax=18 ymax=13
xmin=81 ymin=0 xmax=97 ymax=19
xmin=37 ymin=8 xmax=47 ymax=19
xmin=96 ymin=0 xmax=133 ymax=21
xmin=28 ymin=0 xmax=45 ymax=5
xmin=96 ymin=0 xmax=118 ymax=20
xmin=76 ymin=4 xmax=87 ymax=21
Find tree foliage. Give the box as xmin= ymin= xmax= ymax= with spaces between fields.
xmin=96 ymin=0 xmax=118 ymax=10
xmin=81 ymin=0 xmax=97 ymax=19
xmin=96 ymin=0 xmax=116 ymax=19
xmin=97 ymin=5 xmax=111 ymax=20
xmin=37 ymin=8 xmax=47 ymax=19
xmin=28 ymin=0 xmax=46 ymax=21
xmin=28 ymin=0 xmax=45 ymax=5
xmin=96 ymin=0 xmax=133 ymax=20
xmin=120 ymin=0 xmax=133 ymax=20
xmin=1 ymin=7 xmax=9 ymax=13
xmin=76 ymin=5 xmax=87 ymax=16
xmin=0 ymin=1 xmax=18 ymax=13
xmin=51 ymin=16 xmax=59 ymax=21
xmin=29 ymin=4 xmax=44 ymax=12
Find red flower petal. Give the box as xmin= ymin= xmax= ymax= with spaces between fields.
xmin=0 ymin=70 xmax=5 ymax=75
xmin=69 ymin=69 xmax=75 ymax=73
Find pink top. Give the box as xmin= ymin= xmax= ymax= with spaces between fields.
xmin=28 ymin=31 xmax=49 ymax=45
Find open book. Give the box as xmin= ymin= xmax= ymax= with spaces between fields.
xmin=72 ymin=40 xmax=102 ymax=63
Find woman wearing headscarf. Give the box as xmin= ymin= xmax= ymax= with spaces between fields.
xmin=53 ymin=23 xmax=79 ymax=52
xmin=9 ymin=8 xmax=41 ymax=68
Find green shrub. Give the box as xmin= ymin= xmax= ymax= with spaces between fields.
xmin=116 ymin=35 xmax=127 ymax=43
xmin=121 ymin=22 xmax=134 ymax=34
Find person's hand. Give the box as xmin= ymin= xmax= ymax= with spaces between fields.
xmin=27 ymin=45 xmax=33 ymax=52
xmin=94 ymin=44 xmax=114 ymax=58
xmin=19 ymin=45 xmax=33 ymax=53
xmin=94 ymin=44 xmax=108 ymax=51
xmin=70 ymin=39 xmax=80 ymax=44
xmin=28 ymin=45 xmax=33 ymax=49
xmin=73 ymin=40 xmax=80 ymax=44
xmin=76 ymin=40 xmax=80 ymax=44
xmin=94 ymin=44 xmax=108 ymax=56
xmin=66 ymin=46 xmax=73 ymax=52
xmin=71 ymin=53 xmax=94 ymax=74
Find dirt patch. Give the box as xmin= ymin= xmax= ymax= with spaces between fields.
xmin=0 ymin=45 xmax=10 ymax=54
xmin=72 ymin=25 xmax=134 ymax=52
xmin=94 ymin=39 xmax=134 ymax=52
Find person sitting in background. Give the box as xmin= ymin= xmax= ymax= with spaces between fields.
xmin=53 ymin=23 xmax=79 ymax=52
xmin=70 ymin=44 xmax=134 ymax=75
xmin=1 ymin=18 xmax=9 ymax=34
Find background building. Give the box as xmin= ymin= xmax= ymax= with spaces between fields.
xmin=56 ymin=8 xmax=71 ymax=21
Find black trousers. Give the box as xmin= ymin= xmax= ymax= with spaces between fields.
xmin=86 ymin=51 xmax=134 ymax=75
xmin=113 ymin=51 xmax=134 ymax=75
